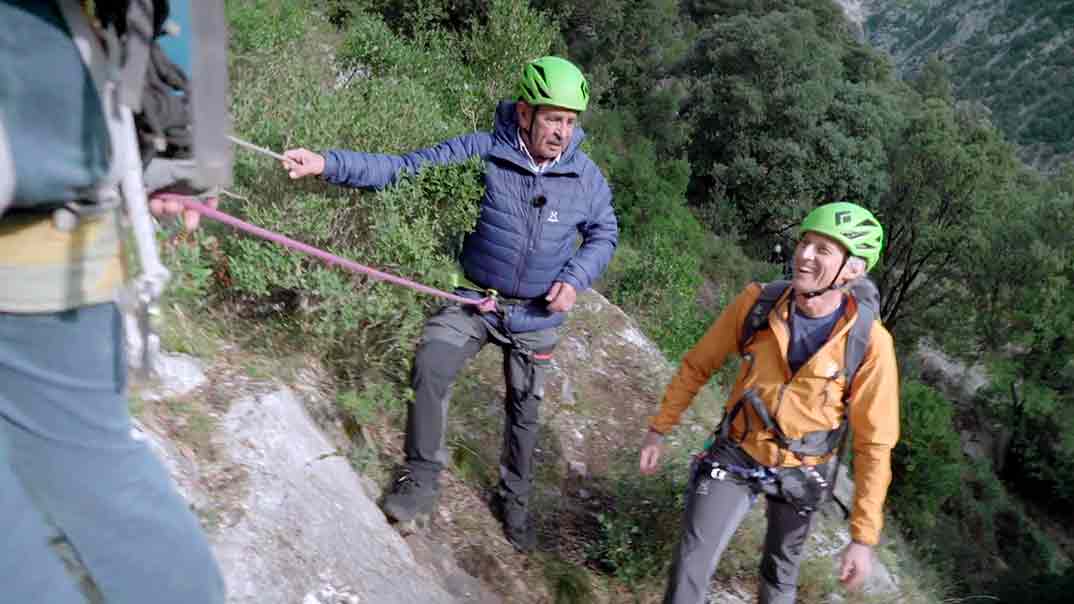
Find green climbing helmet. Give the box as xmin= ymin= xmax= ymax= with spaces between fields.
xmin=518 ymin=56 xmax=589 ymax=112
xmin=800 ymin=202 xmax=884 ymax=271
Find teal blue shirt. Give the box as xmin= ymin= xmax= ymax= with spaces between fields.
xmin=0 ymin=1 xmax=112 ymax=206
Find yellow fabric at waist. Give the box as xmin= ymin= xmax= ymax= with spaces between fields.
xmin=0 ymin=211 xmax=126 ymax=313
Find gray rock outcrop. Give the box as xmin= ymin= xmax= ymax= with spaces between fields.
xmin=210 ymin=388 xmax=459 ymax=604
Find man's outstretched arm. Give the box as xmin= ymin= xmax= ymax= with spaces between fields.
xmin=283 ymin=132 xmax=493 ymax=190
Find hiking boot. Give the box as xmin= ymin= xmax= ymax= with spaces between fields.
xmin=381 ymin=472 xmax=438 ymax=523
xmin=492 ymin=494 xmax=536 ymax=552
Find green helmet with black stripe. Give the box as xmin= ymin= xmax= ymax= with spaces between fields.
xmin=800 ymin=202 xmax=884 ymax=271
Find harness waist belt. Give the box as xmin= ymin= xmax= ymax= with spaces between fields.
xmin=454 ymin=273 xmax=540 ymax=306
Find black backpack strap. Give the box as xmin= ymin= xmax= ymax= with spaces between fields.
xmin=841 ymin=277 xmax=879 ymax=393
xmin=841 ymin=291 xmax=876 ymax=401
xmin=740 ymin=280 xmax=791 ymax=353
xmin=825 ymin=282 xmax=878 ymax=518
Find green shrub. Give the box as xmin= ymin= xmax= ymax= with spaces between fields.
xmin=338 ymin=381 xmax=408 ymax=425
xmin=994 ymin=567 xmax=1074 ymax=604
xmin=157 ymin=234 xmax=223 ymax=359
xmin=588 ymin=454 xmax=692 ymax=585
xmin=981 ymin=360 xmax=1074 ymax=506
xmin=160 ymin=234 xmax=217 ymax=307
xmin=888 ymin=380 xmax=964 ymax=535
xmin=893 ymin=450 xmax=1065 ymax=595
xmin=541 ymin=556 xmax=595 ymax=604
xmin=227 ymin=0 xmax=309 ymax=55
xmin=702 ymin=234 xmax=783 ymax=293
xmin=220 ymin=153 xmax=482 ymax=382
xmin=459 ymin=0 xmax=561 ymax=111
xmin=602 ymin=232 xmax=709 ymax=357
xmin=222 ymin=3 xmax=509 ymax=384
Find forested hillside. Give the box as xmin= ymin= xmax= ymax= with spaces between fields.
xmin=162 ymin=1 xmax=1074 ymax=601
xmin=849 ymin=0 xmax=1074 ymax=170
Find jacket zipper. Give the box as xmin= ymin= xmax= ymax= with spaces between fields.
xmin=512 ymin=172 xmax=542 ymax=293
xmin=771 ymin=300 xmax=856 ymax=461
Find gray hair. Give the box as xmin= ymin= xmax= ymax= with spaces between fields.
xmin=839 ymin=257 xmax=872 ymax=294
xmin=846 ymin=256 xmax=867 ymax=274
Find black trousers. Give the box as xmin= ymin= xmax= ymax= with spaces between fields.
xmin=406 ymin=303 xmax=558 ymax=504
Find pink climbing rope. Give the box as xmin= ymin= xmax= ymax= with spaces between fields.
xmin=161 ymin=194 xmax=494 ymax=309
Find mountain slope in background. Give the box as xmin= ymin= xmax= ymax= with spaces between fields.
xmin=836 ymin=0 xmax=1074 ymax=171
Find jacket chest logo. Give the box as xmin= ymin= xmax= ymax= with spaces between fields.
xmin=547 ymin=210 xmax=560 ymax=223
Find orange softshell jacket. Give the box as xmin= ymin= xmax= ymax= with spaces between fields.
xmin=649 ymin=283 xmax=900 ymax=545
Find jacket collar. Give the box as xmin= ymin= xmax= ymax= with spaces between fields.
xmin=516 ymin=128 xmax=560 ymax=173
xmin=769 ymin=290 xmax=862 ymax=366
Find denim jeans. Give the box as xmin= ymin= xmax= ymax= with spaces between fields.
xmin=0 ymin=303 xmax=224 ymax=603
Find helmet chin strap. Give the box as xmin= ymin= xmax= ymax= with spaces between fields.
xmin=797 ymin=256 xmax=849 ymax=299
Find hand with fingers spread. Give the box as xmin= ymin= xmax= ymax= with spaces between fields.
xmin=281 ymin=148 xmax=325 ymax=179
xmin=839 ymin=541 xmax=874 ymax=591
xmin=149 ymin=193 xmax=218 ymax=232
xmin=545 ymin=281 xmax=577 ymax=312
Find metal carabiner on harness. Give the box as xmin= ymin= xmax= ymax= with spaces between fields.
xmin=118 ymin=111 xmax=171 ymax=379
xmin=116 ymin=103 xmax=170 ymax=378
xmin=473 ymin=288 xmax=500 ymax=315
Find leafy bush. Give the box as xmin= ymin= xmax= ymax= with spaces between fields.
xmin=541 ymin=557 xmax=594 ymax=604
xmin=221 ymin=160 xmax=482 ymax=382
xmin=994 ymin=567 xmax=1074 ymax=604
xmin=888 ymin=380 xmax=964 ymax=534
xmin=157 ymin=234 xmax=223 ymax=358
xmin=227 ymin=0 xmax=308 ymax=55
xmin=221 ymin=2 xmax=541 ymax=385
xmin=890 ymin=420 xmax=1065 ymax=595
xmin=588 ymin=460 xmax=691 ymax=585
xmin=982 ymin=359 xmax=1074 ymax=506
xmin=601 ymin=225 xmax=708 ymax=357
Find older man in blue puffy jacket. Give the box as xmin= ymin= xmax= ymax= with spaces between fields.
xmin=283 ymin=56 xmax=618 ymax=551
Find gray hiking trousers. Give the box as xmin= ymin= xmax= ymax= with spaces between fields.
xmin=663 ymin=459 xmax=815 ymax=604
xmin=0 ymin=303 xmax=225 ymax=604
xmin=406 ymin=302 xmax=558 ymax=504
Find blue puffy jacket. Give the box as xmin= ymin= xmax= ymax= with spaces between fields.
xmin=321 ymin=101 xmax=619 ymax=332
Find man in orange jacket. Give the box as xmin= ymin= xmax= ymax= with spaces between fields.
xmin=638 ymin=202 xmax=899 ymax=604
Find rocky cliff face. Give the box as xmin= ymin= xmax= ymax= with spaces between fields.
xmin=833 ymin=0 xmax=1074 ymax=171
xmin=132 ymin=356 xmax=473 ymax=604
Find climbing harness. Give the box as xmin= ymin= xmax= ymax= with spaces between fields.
xmin=696 ymin=438 xmax=836 ymax=517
